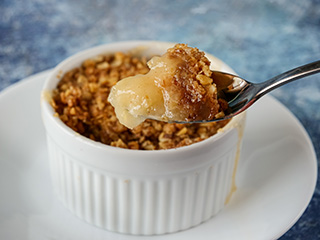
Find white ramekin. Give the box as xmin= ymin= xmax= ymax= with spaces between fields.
xmin=41 ymin=41 xmax=246 ymax=235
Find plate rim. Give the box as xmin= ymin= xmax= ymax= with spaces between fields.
xmin=242 ymin=95 xmax=318 ymax=240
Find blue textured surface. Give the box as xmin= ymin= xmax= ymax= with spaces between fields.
xmin=1 ymin=0 xmax=320 ymax=239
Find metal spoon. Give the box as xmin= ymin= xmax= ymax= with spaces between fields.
xmin=182 ymin=60 xmax=320 ymax=123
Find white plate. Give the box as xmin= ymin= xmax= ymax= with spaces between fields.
xmin=0 ymin=70 xmax=317 ymax=240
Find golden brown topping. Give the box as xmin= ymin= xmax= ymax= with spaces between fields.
xmin=163 ymin=43 xmax=221 ymax=121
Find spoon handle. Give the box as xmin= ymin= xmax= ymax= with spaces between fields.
xmin=256 ymin=60 xmax=320 ymax=98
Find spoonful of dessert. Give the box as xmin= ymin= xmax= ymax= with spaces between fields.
xmin=108 ymin=44 xmax=320 ymax=129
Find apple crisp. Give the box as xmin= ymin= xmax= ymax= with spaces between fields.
xmin=108 ymin=44 xmax=228 ymax=129
xmin=50 ymin=47 xmax=230 ymax=150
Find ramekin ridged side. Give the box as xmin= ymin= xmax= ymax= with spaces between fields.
xmin=46 ymin=131 xmax=239 ymax=235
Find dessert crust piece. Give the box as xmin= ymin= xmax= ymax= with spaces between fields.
xmin=159 ymin=43 xmax=222 ymax=121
